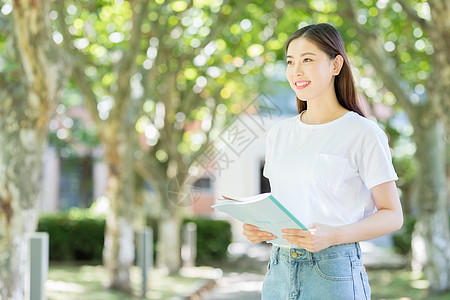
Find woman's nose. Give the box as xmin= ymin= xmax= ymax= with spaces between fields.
xmin=294 ymin=63 xmax=303 ymax=76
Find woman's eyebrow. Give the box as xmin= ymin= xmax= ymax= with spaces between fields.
xmin=286 ymin=52 xmax=317 ymax=58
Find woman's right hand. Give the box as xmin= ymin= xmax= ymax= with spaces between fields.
xmin=243 ymin=223 xmax=276 ymax=244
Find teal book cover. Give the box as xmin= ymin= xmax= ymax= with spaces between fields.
xmin=212 ymin=193 xmax=307 ymax=247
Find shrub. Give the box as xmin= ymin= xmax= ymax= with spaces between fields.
xmin=38 ymin=210 xmax=232 ymax=265
xmin=37 ymin=208 xmax=105 ymax=263
xmin=183 ymin=218 xmax=232 ymax=264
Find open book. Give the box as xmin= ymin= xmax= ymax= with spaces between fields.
xmin=212 ymin=193 xmax=307 ymax=247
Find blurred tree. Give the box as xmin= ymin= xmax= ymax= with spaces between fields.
xmin=54 ymin=0 xmax=288 ymax=279
xmin=0 ymin=1 xmax=69 ymax=299
xmin=48 ymin=0 xmax=449 ymax=293
xmin=132 ymin=0 xmax=287 ymax=273
xmin=53 ymin=0 xmax=149 ymax=292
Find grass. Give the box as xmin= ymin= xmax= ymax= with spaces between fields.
xmin=369 ymin=269 xmax=450 ymax=300
xmin=46 ymin=263 xmax=450 ymax=300
xmin=46 ymin=263 xmax=219 ymax=300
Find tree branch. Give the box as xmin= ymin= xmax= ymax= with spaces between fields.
xmin=338 ymin=0 xmax=421 ymax=119
xmin=109 ymin=0 xmax=150 ymax=124
xmin=397 ymin=0 xmax=431 ymax=32
xmin=425 ymin=1 xmax=450 ymax=136
xmin=180 ymin=0 xmax=249 ymax=63
xmin=73 ymin=0 xmax=102 ymax=13
xmin=12 ymin=0 xmax=69 ymax=123
xmin=144 ymin=3 xmax=171 ymax=101
xmin=53 ymin=0 xmax=102 ymax=126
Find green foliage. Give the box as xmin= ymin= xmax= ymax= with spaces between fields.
xmin=48 ymin=82 xmax=100 ymax=158
xmin=41 ymin=0 xmax=436 ymax=272
xmin=184 ymin=218 xmax=232 ymax=264
xmin=386 ymin=118 xmax=418 ymax=188
xmin=37 ymin=208 xmax=105 ymax=263
xmin=337 ymin=0 xmax=432 ymax=99
xmin=38 ymin=210 xmax=231 ymax=264
xmin=392 ymin=215 xmax=416 ymax=255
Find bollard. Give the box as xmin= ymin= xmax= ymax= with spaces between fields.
xmin=181 ymin=222 xmax=197 ymax=267
xmin=30 ymin=232 xmax=49 ymax=300
xmin=137 ymin=227 xmax=153 ymax=298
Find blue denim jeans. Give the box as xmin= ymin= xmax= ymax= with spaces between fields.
xmin=262 ymin=243 xmax=371 ymax=300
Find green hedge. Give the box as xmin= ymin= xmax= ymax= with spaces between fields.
xmin=183 ymin=218 xmax=232 ymax=264
xmin=37 ymin=210 xmax=231 ymax=265
xmin=38 ymin=209 xmax=105 ymax=262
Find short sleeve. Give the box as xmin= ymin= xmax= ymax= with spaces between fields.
xmin=358 ymin=132 xmax=398 ymax=189
xmin=263 ymin=128 xmax=274 ymax=179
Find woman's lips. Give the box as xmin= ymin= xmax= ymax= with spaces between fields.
xmin=294 ymin=80 xmax=311 ymax=90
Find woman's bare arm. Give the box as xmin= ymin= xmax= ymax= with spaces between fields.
xmin=281 ymin=181 xmax=403 ymax=252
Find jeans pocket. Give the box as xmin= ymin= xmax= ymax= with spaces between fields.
xmin=314 ymin=256 xmax=353 ymax=281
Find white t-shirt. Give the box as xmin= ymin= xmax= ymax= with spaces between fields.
xmin=263 ymin=111 xmax=398 ymax=227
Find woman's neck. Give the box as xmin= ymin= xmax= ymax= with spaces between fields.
xmin=303 ymin=96 xmax=347 ymax=125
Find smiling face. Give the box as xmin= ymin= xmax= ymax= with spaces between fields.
xmin=286 ymin=37 xmax=342 ymax=103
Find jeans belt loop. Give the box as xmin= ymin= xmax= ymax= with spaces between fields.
xmin=274 ymin=246 xmax=280 ymax=264
xmin=307 ymin=251 xmax=314 ymax=267
xmin=355 ymin=242 xmax=361 ymax=259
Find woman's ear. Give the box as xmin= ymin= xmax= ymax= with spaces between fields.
xmin=332 ymin=55 xmax=344 ymax=76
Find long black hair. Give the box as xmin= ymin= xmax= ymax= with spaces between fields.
xmin=286 ymin=23 xmax=364 ymax=116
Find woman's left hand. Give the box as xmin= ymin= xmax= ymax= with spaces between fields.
xmin=281 ymin=223 xmax=337 ymax=252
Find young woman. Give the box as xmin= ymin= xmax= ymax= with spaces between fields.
xmin=242 ymin=23 xmax=403 ymax=299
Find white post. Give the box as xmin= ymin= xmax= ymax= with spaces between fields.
xmin=137 ymin=227 xmax=153 ymax=297
xmin=182 ymin=222 xmax=197 ymax=267
xmin=29 ymin=232 xmax=49 ymax=300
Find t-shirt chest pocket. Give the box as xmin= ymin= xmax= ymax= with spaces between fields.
xmin=312 ymin=153 xmax=348 ymax=191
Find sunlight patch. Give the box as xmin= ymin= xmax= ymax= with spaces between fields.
xmin=410 ymin=279 xmax=430 ymax=290
xmin=46 ymin=280 xmax=85 ymax=293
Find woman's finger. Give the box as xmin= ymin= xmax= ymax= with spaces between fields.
xmin=243 ymin=223 xmax=259 ymax=230
xmin=281 ymin=229 xmax=310 ymax=236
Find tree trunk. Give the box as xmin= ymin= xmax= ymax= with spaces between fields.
xmin=0 ymin=117 xmax=46 ymax=299
xmin=157 ymin=211 xmax=182 ymax=273
xmin=427 ymin=1 xmax=450 ymax=138
xmin=411 ymin=113 xmax=450 ymax=292
xmin=155 ymin=181 xmax=182 ymax=273
xmin=102 ymin=132 xmax=136 ymax=292
xmin=0 ymin=1 xmax=68 ymax=298
xmin=58 ymin=0 xmax=149 ymax=290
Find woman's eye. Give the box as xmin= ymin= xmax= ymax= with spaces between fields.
xmin=287 ymin=61 xmax=293 ymax=65
xmin=303 ymin=58 xmax=312 ymax=62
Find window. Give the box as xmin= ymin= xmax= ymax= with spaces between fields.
xmin=59 ymin=156 xmax=93 ymax=210
xmin=193 ymin=177 xmax=212 ymax=191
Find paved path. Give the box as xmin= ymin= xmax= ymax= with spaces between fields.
xmin=202 ymin=272 xmax=264 ymax=300
xmin=201 ymin=243 xmax=269 ymax=300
